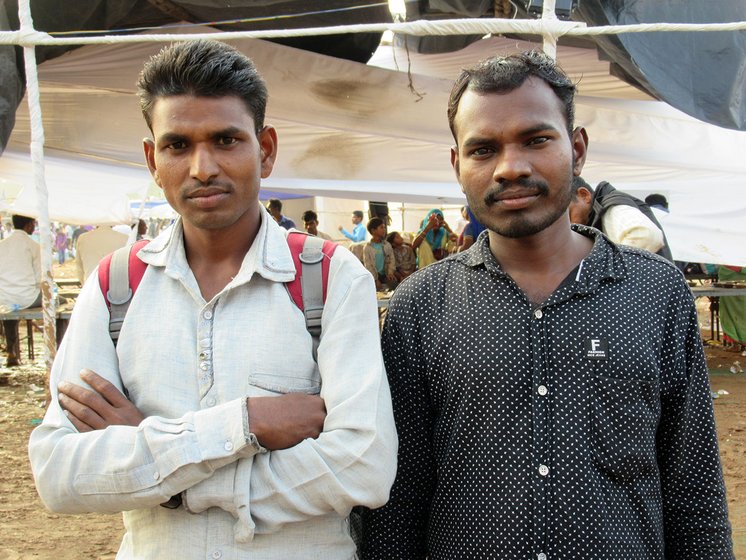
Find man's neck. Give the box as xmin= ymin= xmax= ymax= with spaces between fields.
xmin=182 ymin=206 xmax=262 ymax=301
xmin=488 ymin=218 xmax=592 ymax=304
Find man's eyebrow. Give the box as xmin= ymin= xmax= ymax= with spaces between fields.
xmin=520 ymin=123 xmax=561 ymax=136
xmin=211 ymin=126 xmax=244 ymax=138
xmin=157 ymin=132 xmax=186 ymax=145
xmin=461 ymin=136 xmax=493 ymax=148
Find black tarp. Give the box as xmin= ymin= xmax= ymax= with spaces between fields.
xmin=575 ymin=0 xmax=746 ymax=131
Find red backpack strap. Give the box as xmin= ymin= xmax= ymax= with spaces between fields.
xmin=285 ymin=231 xmax=337 ymax=312
xmin=98 ymin=239 xmax=150 ymax=309
xmin=98 ymin=239 xmax=150 ymax=345
xmin=127 ymin=239 xmax=150 ymax=294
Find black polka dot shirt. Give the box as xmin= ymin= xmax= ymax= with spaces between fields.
xmin=361 ymin=226 xmax=733 ymax=559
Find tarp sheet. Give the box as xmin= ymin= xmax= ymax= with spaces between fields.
xmin=3 ymin=32 xmax=745 ymax=264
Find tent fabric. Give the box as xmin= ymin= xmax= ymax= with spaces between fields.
xmin=2 ymin=32 xmax=746 ymax=264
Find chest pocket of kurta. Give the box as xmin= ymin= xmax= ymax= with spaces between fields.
xmin=590 ymin=374 xmax=660 ymax=483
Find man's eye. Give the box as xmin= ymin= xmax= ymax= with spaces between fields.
xmin=528 ymin=136 xmax=550 ymax=146
xmin=217 ymin=137 xmax=238 ymax=146
xmin=167 ymin=141 xmax=186 ymax=150
xmin=471 ymin=147 xmax=493 ymax=156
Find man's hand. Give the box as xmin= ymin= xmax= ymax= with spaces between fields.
xmin=247 ymin=393 xmax=326 ymax=450
xmin=58 ymin=369 xmax=145 ymax=432
xmin=337 ymin=225 xmax=343 ymax=232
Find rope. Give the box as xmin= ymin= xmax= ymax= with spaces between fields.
xmin=1 ymin=18 xmax=745 ymax=47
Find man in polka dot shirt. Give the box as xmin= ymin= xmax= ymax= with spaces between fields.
xmin=360 ymin=51 xmax=733 ymax=559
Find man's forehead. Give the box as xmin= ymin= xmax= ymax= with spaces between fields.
xmin=456 ymin=79 xmax=567 ymax=132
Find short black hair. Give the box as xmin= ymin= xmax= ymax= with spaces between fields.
xmin=302 ymin=210 xmax=318 ymax=222
xmin=448 ymin=50 xmax=576 ymax=141
xmin=353 ymin=210 xmax=364 ymax=219
xmin=645 ymin=194 xmax=668 ymax=209
xmin=137 ymin=39 xmax=268 ymax=133
xmin=267 ymin=198 xmax=282 ymax=211
xmin=367 ymin=217 xmax=384 ymax=234
xmin=12 ymin=214 xmax=35 ymax=230
xmin=571 ymin=176 xmax=593 ymax=196
xmin=385 ymin=231 xmax=399 ymax=244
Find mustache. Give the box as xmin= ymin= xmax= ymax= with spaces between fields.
xmin=484 ymin=178 xmax=550 ymax=205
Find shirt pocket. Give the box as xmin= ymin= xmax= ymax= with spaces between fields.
xmin=248 ymin=369 xmax=321 ymax=395
xmin=590 ymin=374 xmax=660 ymax=483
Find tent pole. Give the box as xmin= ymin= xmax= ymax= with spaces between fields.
xmin=19 ymin=0 xmax=56 ymax=389
xmin=541 ymin=0 xmax=558 ymax=59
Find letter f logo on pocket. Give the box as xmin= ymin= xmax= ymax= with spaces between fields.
xmin=585 ymin=338 xmax=608 ymax=360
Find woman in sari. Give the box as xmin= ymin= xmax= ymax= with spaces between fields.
xmin=412 ymin=209 xmax=453 ymax=268
xmin=719 ymin=265 xmax=746 ymax=351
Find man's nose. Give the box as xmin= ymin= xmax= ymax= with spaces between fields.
xmin=190 ymin=145 xmax=220 ymax=183
xmin=493 ymin=145 xmax=531 ymax=183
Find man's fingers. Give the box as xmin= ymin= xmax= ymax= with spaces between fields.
xmin=62 ymin=408 xmax=95 ymax=433
xmin=79 ymin=369 xmax=129 ymax=407
xmin=58 ymin=391 xmax=106 ymax=430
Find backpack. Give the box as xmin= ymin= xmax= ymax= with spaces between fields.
xmin=97 ymin=231 xmax=337 ymax=355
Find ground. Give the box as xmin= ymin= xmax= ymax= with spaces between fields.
xmin=1 ymin=282 xmax=745 ymax=558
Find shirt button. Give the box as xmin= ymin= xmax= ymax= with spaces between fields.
xmin=206 ymin=397 xmax=216 ymax=407
xmin=199 ymin=352 xmax=207 ymax=360
xmin=224 ymin=441 xmax=234 ymax=452
xmin=538 ymin=553 xmax=547 ymax=560
xmin=539 ymin=464 xmax=550 ymax=476
xmin=199 ymin=338 xmax=210 ymax=348
xmin=538 ymin=385 xmax=548 ymax=396
xmin=203 ymin=310 xmax=213 ymax=320
xmin=200 ymin=362 xmax=209 ymax=371
xmin=534 ymin=308 xmax=543 ymax=319
xmin=212 ymin=551 xmax=222 ymax=559
xmin=153 ymin=471 xmax=160 ymax=480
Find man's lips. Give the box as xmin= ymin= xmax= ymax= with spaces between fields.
xmin=186 ymin=187 xmax=230 ymax=208
xmin=487 ymin=189 xmax=541 ymax=209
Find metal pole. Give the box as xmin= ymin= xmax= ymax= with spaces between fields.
xmin=18 ymin=0 xmax=56 ymax=380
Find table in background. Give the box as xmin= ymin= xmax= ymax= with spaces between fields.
xmin=689 ymin=285 xmax=746 ymax=341
xmin=0 ymin=305 xmax=74 ymax=360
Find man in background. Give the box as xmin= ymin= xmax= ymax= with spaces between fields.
xmin=339 ymin=210 xmax=366 ymax=243
xmin=301 ymin=209 xmax=332 ymax=240
xmin=0 ymin=214 xmax=41 ymax=367
xmin=266 ymin=198 xmax=295 ymax=229
xmin=569 ymin=177 xmax=673 ymax=261
xmin=74 ymin=225 xmax=128 ymax=284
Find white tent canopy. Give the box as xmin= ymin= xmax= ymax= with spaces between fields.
xmin=4 ymin=30 xmax=746 ymax=264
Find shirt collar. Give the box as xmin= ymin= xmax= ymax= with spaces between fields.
xmin=457 ymin=224 xmax=628 ymax=293
xmin=138 ymin=210 xmax=297 ymax=286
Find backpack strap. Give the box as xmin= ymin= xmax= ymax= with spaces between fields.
xmin=98 ymin=239 xmax=150 ymax=346
xmin=286 ymin=231 xmax=337 ymax=359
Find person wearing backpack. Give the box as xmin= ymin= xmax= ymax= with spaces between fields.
xmin=29 ymin=39 xmax=397 ymax=559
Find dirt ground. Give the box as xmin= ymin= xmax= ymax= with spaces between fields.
xmin=1 ymin=283 xmax=745 ymax=558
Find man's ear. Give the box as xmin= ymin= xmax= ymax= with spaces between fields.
xmin=142 ymin=138 xmax=161 ymax=188
xmin=571 ymin=126 xmax=588 ymax=177
xmin=577 ymin=186 xmax=592 ymax=206
xmin=258 ymin=125 xmax=278 ymax=179
xmin=450 ymin=145 xmax=464 ymax=193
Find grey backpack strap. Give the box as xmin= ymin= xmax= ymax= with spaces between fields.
xmin=299 ymin=234 xmax=326 ymax=359
xmin=107 ymin=245 xmax=134 ymax=346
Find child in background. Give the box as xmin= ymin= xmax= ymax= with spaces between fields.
xmin=386 ymin=231 xmax=416 ymax=283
